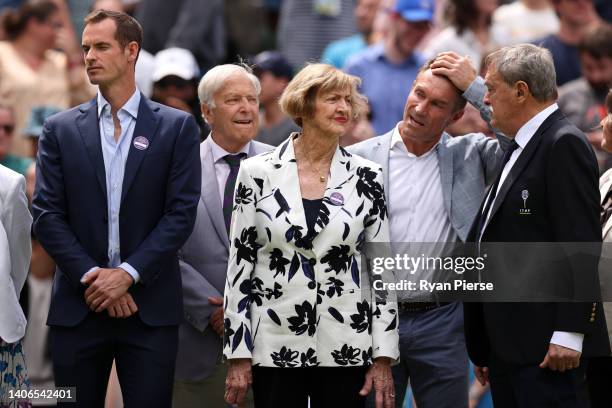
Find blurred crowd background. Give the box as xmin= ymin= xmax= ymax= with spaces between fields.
xmin=0 ymin=0 xmax=610 ymax=406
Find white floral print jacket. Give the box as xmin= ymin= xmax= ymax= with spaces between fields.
xmin=223 ymin=135 xmax=399 ymax=367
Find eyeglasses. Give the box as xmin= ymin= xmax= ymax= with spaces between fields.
xmin=0 ymin=124 xmax=15 ymax=133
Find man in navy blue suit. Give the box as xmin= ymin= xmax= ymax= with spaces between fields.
xmin=32 ymin=10 xmax=201 ymax=407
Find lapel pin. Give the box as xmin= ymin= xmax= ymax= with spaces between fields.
xmin=520 ymin=189 xmax=531 ymax=215
xmin=133 ymin=136 xmax=149 ymax=151
xmin=330 ymin=192 xmax=344 ymax=206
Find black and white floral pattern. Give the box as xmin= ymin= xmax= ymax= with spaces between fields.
xmin=223 ymin=135 xmax=399 ymax=367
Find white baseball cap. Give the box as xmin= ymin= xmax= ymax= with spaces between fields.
xmin=152 ymin=47 xmax=200 ymax=82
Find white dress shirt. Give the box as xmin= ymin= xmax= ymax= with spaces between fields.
xmin=389 ymin=125 xmax=458 ymax=300
xmin=481 ymin=103 xmax=584 ymax=353
xmin=207 ymin=134 xmax=251 ymax=204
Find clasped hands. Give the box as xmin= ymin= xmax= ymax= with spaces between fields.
xmin=81 ymin=267 xmax=138 ymax=318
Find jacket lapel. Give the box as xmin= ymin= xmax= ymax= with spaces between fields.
xmin=437 ymin=133 xmax=453 ymax=218
xmin=76 ymin=98 xmax=107 ymax=199
xmin=486 ymin=109 xmax=562 ymax=226
xmin=201 ymin=138 xmax=230 ymax=248
xmin=374 ymin=132 xmax=392 ymax=203
xmin=121 ymin=97 xmax=160 ymax=204
xmin=313 ymin=145 xmax=358 ymax=239
xmin=265 ymin=136 xmax=308 ymax=233
xmin=265 ymin=135 xmax=360 ymax=244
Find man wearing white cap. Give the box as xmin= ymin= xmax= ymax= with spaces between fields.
xmin=151 ymin=48 xmax=204 ymax=134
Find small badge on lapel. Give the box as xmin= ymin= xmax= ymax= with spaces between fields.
xmin=519 ymin=189 xmax=531 ymax=215
xmin=329 ymin=192 xmax=344 ymax=206
xmin=133 ymin=136 xmax=149 ymax=150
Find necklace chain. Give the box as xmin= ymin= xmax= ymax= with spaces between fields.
xmin=298 ymin=139 xmax=330 ymax=183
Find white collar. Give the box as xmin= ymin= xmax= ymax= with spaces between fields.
xmin=513 ymin=103 xmax=558 ymax=149
xmin=390 ymin=122 xmax=440 ymax=158
xmin=97 ymin=89 xmax=140 ymax=119
xmin=207 ymin=133 xmax=250 ymax=163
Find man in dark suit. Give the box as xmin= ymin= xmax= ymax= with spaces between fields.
xmin=172 ymin=64 xmax=271 ymax=407
xmin=32 ymin=10 xmax=201 ymax=407
xmin=464 ymin=43 xmax=610 ymax=407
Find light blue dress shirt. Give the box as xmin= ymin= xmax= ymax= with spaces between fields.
xmin=82 ymin=89 xmax=141 ymax=284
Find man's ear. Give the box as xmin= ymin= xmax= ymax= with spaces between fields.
xmin=515 ymin=81 xmax=529 ymax=103
xmin=449 ymin=107 xmax=465 ymax=125
xmin=201 ymin=103 xmax=214 ymax=125
xmin=127 ymin=41 xmax=139 ymax=63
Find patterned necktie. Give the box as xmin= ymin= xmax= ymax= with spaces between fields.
xmin=477 ymin=140 xmax=520 ymax=239
xmin=223 ymin=153 xmax=247 ymax=235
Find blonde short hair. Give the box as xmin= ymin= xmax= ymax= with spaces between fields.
xmin=279 ymin=63 xmax=367 ymax=127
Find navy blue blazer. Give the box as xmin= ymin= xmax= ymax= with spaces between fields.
xmin=33 ymin=96 xmax=201 ymax=327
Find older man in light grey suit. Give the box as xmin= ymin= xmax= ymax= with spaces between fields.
xmin=172 ymin=64 xmax=272 ymax=408
xmin=348 ymin=54 xmax=510 ymax=408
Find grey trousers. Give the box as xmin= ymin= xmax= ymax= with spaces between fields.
xmin=172 ymin=360 xmax=254 ymax=408
xmin=370 ymin=302 xmax=469 ymax=408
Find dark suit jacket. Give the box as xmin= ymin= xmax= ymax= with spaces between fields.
xmin=33 ymin=96 xmax=201 ymax=327
xmin=465 ymin=109 xmax=610 ymax=366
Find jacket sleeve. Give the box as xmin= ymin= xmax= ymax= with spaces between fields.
xmin=179 ymin=255 xmax=222 ymax=333
xmin=124 ymin=114 xmax=202 ymax=284
xmin=223 ymin=162 xmax=260 ymax=360
xmin=0 ymin=174 xmax=31 ymax=343
xmin=33 ymin=119 xmax=98 ymax=288
xmin=366 ymin=167 xmax=400 ymax=362
xmin=546 ymin=131 xmax=602 ymax=333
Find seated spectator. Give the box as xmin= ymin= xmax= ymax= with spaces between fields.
xmin=322 ymin=0 xmax=382 ymax=69
xmin=493 ymin=0 xmax=559 ymax=45
xmin=0 ymin=104 xmax=32 ymax=176
xmin=0 ymin=0 xmax=95 ymax=158
xmin=253 ymin=51 xmax=300 ymax=146
xmin=424 ymin=0 xmax=503 ymax=69
xmin=151 ymin=47 xmax=204 ymax=135
xmin=558 ymin=23 xmax=612 ymax=172
xmin=345 ymin=0 xmax=434 ymax=135
xmin=535 ymin=0 xmax=601 ymax=86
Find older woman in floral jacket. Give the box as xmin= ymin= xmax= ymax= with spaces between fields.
xmin=222 ymin=63 xmax=399 ymax=408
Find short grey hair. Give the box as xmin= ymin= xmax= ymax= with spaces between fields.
xmin=485 ymin=44 xmax=558 ymax=102
xmin=197 ymin=64 xmax=261 ymax=108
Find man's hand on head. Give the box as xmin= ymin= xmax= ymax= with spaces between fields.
xmin=430 ymin=52 xmax=478 ymax=92
xmin=82 ymin=267 xmax=134 ymax=312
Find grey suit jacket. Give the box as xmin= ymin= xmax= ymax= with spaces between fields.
xmin=347 ymin=79 xmax=511 ymax=242
xmin=175 ymin=137 xmax=272 ymax=381
xmin=0 ymin=164 xmax=32 ymax=343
